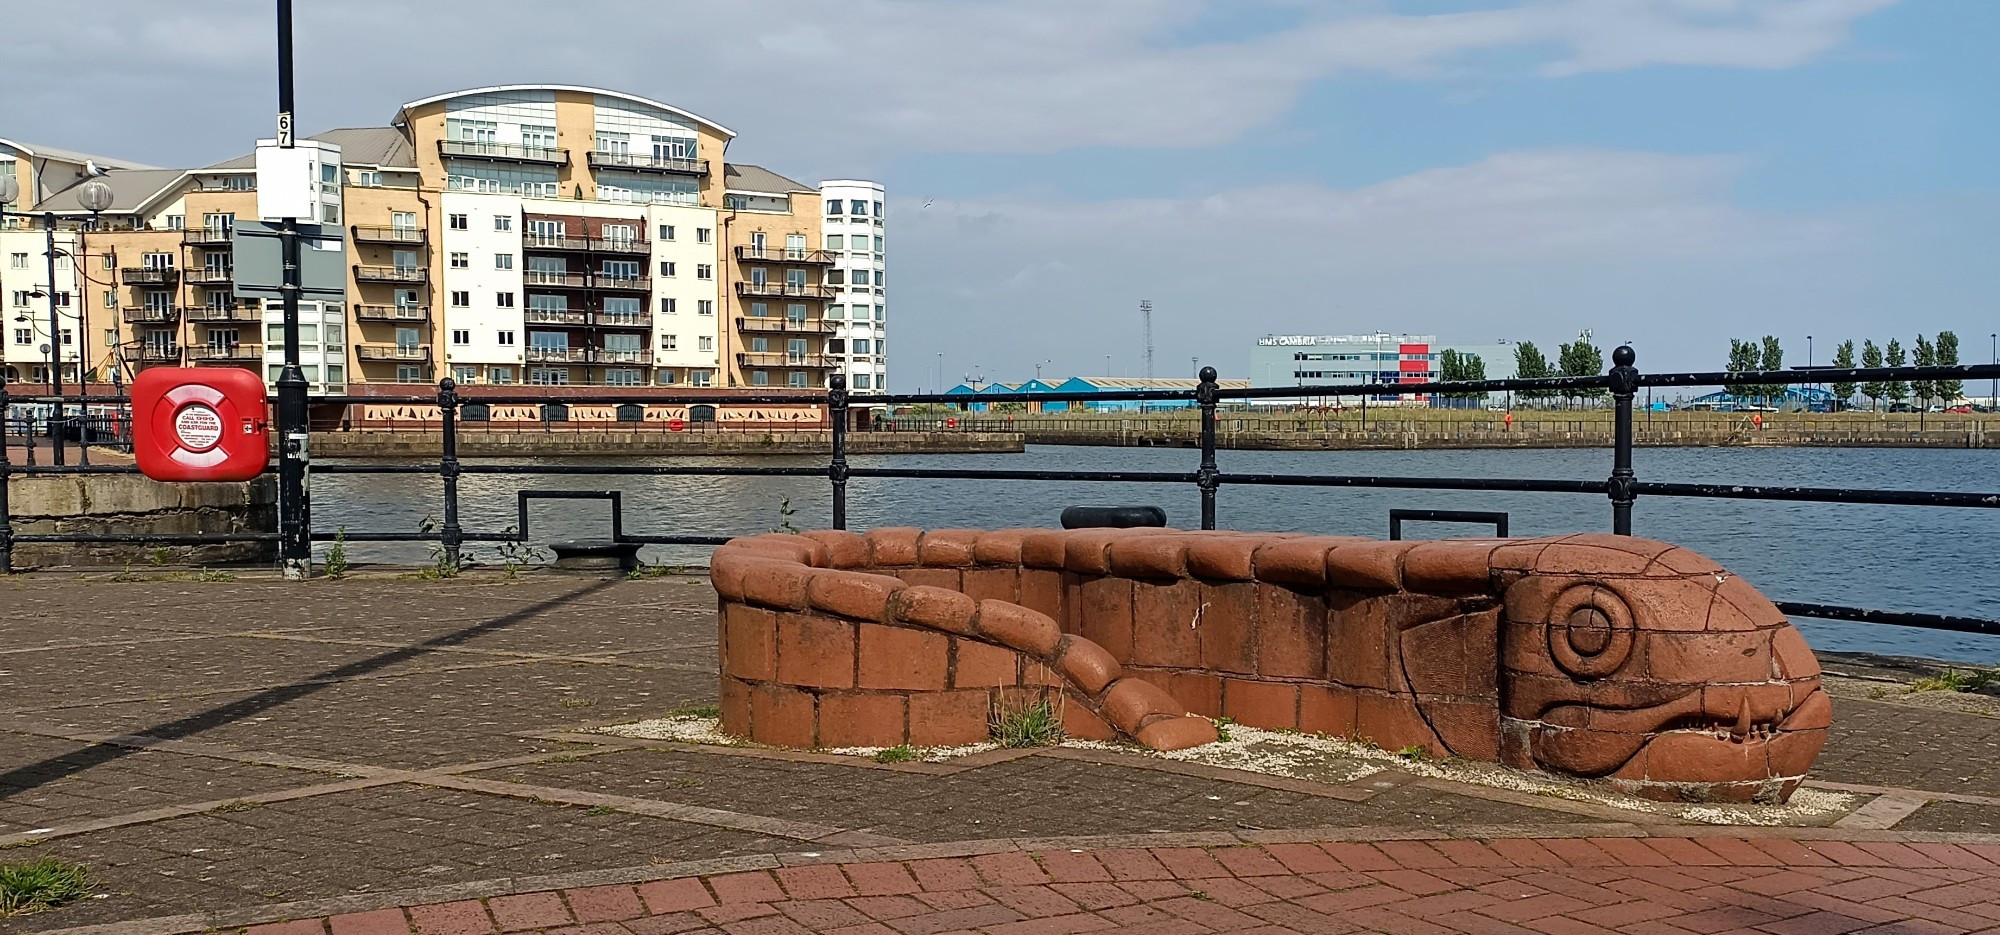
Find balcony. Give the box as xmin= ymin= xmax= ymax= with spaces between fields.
xmin=351 ymin=225 xmax=427 ymax=245
xmin=186 ymin=306 xmax=260 ymax=322
xmin=120 ymin=267 xmax=178 ymax=285
xmin=586 ymin=150 xmax=707 ymax=176
xmin=526 ymin=346 xmax=590 ymax=363
xmin=592 ymin=348 xmax=653 ymax=365
xmin=122 ymin=307 xmax=179 ymax=324
xmin=736 ymin=351 xmax=834 ymax=369
xmin=525 ymin=308 xmax=588 ymax=326
xmin=189 ymin=345 xmax=262 ymax=362
xmin=735 ymin=281 xmax=837 ymax=300
xmin=736 ymin=315 xmax=838 ymax=334
xmin=524 ymin=235 xmax=590 ymax=251
xmin=354 ymin=305 xmax=430 ymax=323
xmin=438 ymin=139 xmax=567 ymax=165
xmin=355 ymin=344 xmax=432 ymax=361
xmin=136 ymin=345 xmax=182 ymax=363
xmin=735 ymin=245 xmax=835 ymax=265
xmin=354 ymin=265 xmax=427 ymax=283
xmin=524 ymin=271 xmax=589 ymax=288
xmin=589 ymin=238 xmax=649 ymax=254
xmin=182 ymin=228 xmax=234 ymax=245
xmin=184 ymin=266 xmax=235 ymax=285
xmin=592 ymin=274 xmax=650 ymax=292
xmin=591 ymin=312 xmax=650 ymax=329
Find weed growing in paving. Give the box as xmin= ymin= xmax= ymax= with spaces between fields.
xmin=325 ymin=527 xmax=349 ymax=579
xmin=583 ymin=805 xmax=617 ymax=816
xmin=1908 ymin=667 xmax=1997 ymax=693
xmin=873 ymin=745 xmax=919 ymax=763
xmin=1213 ymin=717 xmax=1236 ymax=742
xmin=668 ymin=702 xmax=721 ymax=719
xmin=556 ymin=696 xmax=598 ymax=709
xmin=0 ymin=858 xmax=92 ymax=916
xmin=627 ymin=563 xmax=689 ymax=579
xmin=990 ymin=691 xmax=1065 ymax=748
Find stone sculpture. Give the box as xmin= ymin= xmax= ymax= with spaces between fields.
xmin=711 ymin=528 xmax=1828 ymax=803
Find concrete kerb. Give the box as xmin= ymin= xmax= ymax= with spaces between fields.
xmin=31 ymin=824 xmax=2000 ymax=935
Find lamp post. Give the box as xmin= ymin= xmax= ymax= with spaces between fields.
xmin=1990 ymin=333 xmax=1997 ymax=410
xmin=1034 ymin=358 xmax=1050 ymax=381
xmin=73 ymin=180 xmax=114 ymax=464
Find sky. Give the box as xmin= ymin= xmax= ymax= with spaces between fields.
xmin=4 ymin=0 xmax=1995 ymax=388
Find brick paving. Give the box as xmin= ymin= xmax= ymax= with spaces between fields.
xmin=0 ymin=576 xmax=1997 ymax=934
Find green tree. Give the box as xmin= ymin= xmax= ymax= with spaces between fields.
xmin=1439 ymin=348 xmax=1464 ymax=382
xmin=1757 ymin=335 xmax=1785 ymax=405
xmin=1911 ymin=334 xmax=1937 ymax=407
xmin=1512 ymin=341 xmax=1552 ymax=405
xmin=1829 ymin=340 xmax=1856 ymax=410
xmin=1557 ymin=336 xmax=1605 ymax=406
xmin=1725 ymin=339 xmax=1761 ymax=400
xmin=1860 ymin=340 xmax=1885 ymax=410
xmin=1936 ymin=331 xmax=1963 ymax=404
xmin=1462 ymin=352 xmax=1487 ymax=383
xmin=1884 ymin=338 xmax=1908 ymax=405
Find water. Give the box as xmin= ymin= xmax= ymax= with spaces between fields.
xmin=315 ymin=445 xmax=2000 ymax=664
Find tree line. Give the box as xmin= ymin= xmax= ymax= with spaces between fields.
xmin=1726 ymin=333 xmax=1963 ymax=410
xmin=1506 ymin=334 xmax=1606 ymax=406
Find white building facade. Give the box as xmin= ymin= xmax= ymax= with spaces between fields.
xmin=819 ymin=180 xmax=886 ymax=394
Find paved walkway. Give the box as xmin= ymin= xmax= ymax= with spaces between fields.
xmin=2 ymin=576 xmax=1998 ymax=934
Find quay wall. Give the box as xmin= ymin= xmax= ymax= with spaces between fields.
xmin=311 ymin=431 xmax=1024 ymax=458
xmin=6 ymin=473 xmax=276 ymax=569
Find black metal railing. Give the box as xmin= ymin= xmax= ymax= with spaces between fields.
xmin=3 ymin=351 xmax=1999 ymax=642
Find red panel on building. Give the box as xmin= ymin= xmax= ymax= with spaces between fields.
xmin=1399 ymin=359 xmax=1429 ymax=373
xmin=1399 ymin=343 xmax=1430 ymax=355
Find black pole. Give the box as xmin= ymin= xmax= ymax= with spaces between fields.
xmin=44 ymin=212 xmax=63 ymax=467
xmin=1608 ymin=344 xmax=1639 ymax=535
xmin=274 ymin=0 xmax=311 ymax=579
xmin=0 ymin=374 xmax=12 ymax=573
xmin=1196 ymin=365 xmax=1219 ymax=530
xmin=438 ymin=378 xmax=462 ymax=568
xmin=829 ymin=373 xmax=849 ymax=530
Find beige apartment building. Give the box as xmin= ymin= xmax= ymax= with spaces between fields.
xmin=1 ymin=84 xmax=887 ymax=395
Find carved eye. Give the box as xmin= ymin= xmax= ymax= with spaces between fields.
xmin=1546 ymin=583 xmax=1634 ymax=679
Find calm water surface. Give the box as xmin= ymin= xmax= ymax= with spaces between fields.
xmin=315 ymin=445 xmax=2000 ymax=663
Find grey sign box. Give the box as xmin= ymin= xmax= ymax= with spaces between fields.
xmin=232 ymin=221 xmax=347 ymax=301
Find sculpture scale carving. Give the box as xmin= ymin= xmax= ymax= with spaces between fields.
xmin=712 ymin=528 xmax=1829 ymax=803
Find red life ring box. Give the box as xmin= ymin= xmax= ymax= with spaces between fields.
xmin=131 ymin=368 xmax=270 ymax=482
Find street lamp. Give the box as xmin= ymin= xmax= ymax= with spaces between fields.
xmin=1034 ymin=358 xmax=1050 ymax=381
xmin=3 ymin=175 xmax=109 ymax=464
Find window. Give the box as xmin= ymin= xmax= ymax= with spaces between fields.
xmin=697 ymin=300 xmax=713 ymax=316
xmin=11 ymin=328 xmax=28 ymax=344
xmin=495 ymin=253 xmax=514 ymax=270
xmin=143 ymin=251 xmax=175 ymax=269
xmin=659 ymin=297 xmax=676 ymax=314
xmin=521 ymin=125 xmax=556 ymax=149
xmin=851 ymin=200 xmax=867 ymax=215
xmin=697 ymin=335 xmax=713 ymax=352
xmin=724 ymin=194 xmax=748 ymax=211
xmin=453 ymin=365 xmax=479 ymax=384
xmin=752 ymin=370 xmax=769 ymax=386
xmin=450 ymin=252 xmax=469 ymax=268
xmin=696 ymin=264 xmax=712 ymax=280
xmin=602 ymin=223 xmax=637 ymax=245
xmin=656 ymin=369 xmax=678 ymax=385
xmin=103 ymin=252 xmax=116 ymax=269
xmin=496 ymin=292 xmax=515 ymax=308
xmin=827 ymin=200 xmax=842 ymax=216
xmin=854 ymin=373 xmax=871 ymax=390
xmin=657 ymin=223 xmax=675 ymax=240
xmin=875 ymin=236 xmax=885 ymax=252
xmin=658 ymin=260 xmax=675 ymax=277
xmin=530 ymin=368 xmax=569 ymax=385
xmin=827 ymin=305 xmax=844 ymax=319
xmin=356 ymin=170 xmax=382 ymax=187
xmin=494 ymin=215 xmax=512 ymax=231
xmin=696 ymin=227 xmax=712 ymax=243
xmin=396 ymin=365 xmax=424 ymax=383
xmin=825 ymin=235 xmax=843 ymax=250
xmin=449 ymin=213 xmax=468 ymax=230
xmin=749 ymin=302 xmax=768 ymax=318
xmin=827 ymin=269 xmax=845 ymax=285
xmin=852 ymin=270 xmax=870 ymax=286
xmin=9 ymin=291 xmax=26 ymax=307
xmin=828 ymin=338 xmax=845 ymax=354
xmin=451 ymin=329 xmax=470 ymax=345
xmin=391 ymin=211 xmax=417 ymax=231
xmin=605 ymin=368 xmax=643 ymax=386
xmin=786 ymin=233 xmax=806 ymax=254
xmin=321 ymin=203 xmax=340 ymax=224
xmin=786 ymin=303 xmax=807 ymax=323
xmin=653 ymin=332 xmax=678 ymax=352
xmin=7 ymin=253 xmax=24 ymax=269
xmin=873 ymin=201 xmax=883 ymax=217
xmin=691 ymin=370 xmax=712 ymax=387
xmin=497 ymin=330 xmax=516 ymax=346
xmin=451 ymin=290 xmax=470 ymax=307
xmin=49 ymin=291 xmax=70 ymax=307
xmin=750 ymin=337 xmax=769 ymax=353
xmin=103 ymin=290 xmax=118 ymax=308
xmin=876 ymin=304 xmax=886 ymax=321
xmin=854 ymin=339 xmax=871 ymax=354
xmin=490 ymin=366 xmax=515 ymax=384
xmin=166 ymin=214 xmax=185 ymax=230
xmin=788 ymin=371 xmax=808 ymax=388
xmin=600 ymin=259 xmax=640 ymax=281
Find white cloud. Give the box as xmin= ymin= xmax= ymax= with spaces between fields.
xmin=0 ymin=0 xmax=1900 ymax=163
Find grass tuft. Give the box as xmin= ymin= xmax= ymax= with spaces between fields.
xmin=990 ymin=692 xmax=1065 ymax=748
xmin=0 ymin=858 xmax=93 ymax=916
xmin=669 ymin=703 xmax=721 ymax=719
xmin=873 ymin=745 xmax=919 ymax=763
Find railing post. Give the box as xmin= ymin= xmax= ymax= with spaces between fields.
xmin=0 ymin=374 xmax=13 ymax=574
xmin=438 ymin=378 xmax=464 ymax=568
xmin=828 ymin=373 xmax=849 ymax=530
xmin=1196 ymin=366 xmax=1220 ymax=530
xmin=1608 ymin=344 xmax=1640 ymax=535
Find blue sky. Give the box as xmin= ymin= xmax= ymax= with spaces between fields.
xmin=4 ymin=0 xmax=1993 ymax=385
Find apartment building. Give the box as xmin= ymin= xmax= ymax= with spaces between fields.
xmin=820 ymin=180 xmax=887 ymax=394
xmin=0 ymin=85 xmax=886 ymax=395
